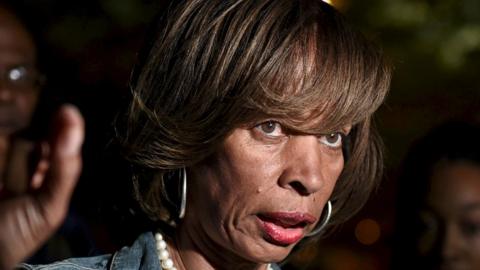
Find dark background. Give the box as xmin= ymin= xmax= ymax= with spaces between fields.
xmin=6 ymin=0 xmax=480 ymax=269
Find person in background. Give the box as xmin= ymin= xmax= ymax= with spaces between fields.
xmin=0 ymin=4 xmax=95 ymax=266
xmin=393 ymin=121 xmax=480 ymax=270
xmin=0 ymin=4 xmax=43 ymax=197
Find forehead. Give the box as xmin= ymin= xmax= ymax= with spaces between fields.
xmin=0 ymin=9 xmax=36 ymax=66
xmin=427 ymin=162 xmax=480 ymax=217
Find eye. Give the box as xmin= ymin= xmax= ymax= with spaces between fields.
xmin=319 ymin=133 xmax=343 ymax=148
xmin=8 ymin=67 xmax=28 ymax=82
xmin=254 ymin=120 xmax=284 ymax=137
xmin=461 ymin=220 xmax=480 ymax=237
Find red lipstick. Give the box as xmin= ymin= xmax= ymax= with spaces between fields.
xmin=257 ymin=212 xmax=316 ymax=246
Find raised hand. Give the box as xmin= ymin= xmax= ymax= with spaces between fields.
xmin=0 ymin=105 xmax=84 ymax=270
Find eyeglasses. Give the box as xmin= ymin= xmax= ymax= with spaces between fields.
xmin=1 ymin=65 xmax=45 ymax=93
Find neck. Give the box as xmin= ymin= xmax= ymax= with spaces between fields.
xmin=167 ymin=223 xmax=270 ymax=270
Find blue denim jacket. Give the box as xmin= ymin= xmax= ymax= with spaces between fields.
xmin=18 ymin=232 xmax=160 ymax=270
xmin=17 ymin=232 xmax=281 ymax=270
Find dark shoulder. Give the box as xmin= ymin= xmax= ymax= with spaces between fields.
xmin=16 ymin=255 xmax=112 ymax=270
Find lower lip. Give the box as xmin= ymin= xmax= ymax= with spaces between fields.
xmin=258 ymin=217 xmax=304 ymax=246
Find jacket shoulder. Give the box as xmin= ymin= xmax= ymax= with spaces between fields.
xmin=17 ymin=232 xmax=161 ymax=270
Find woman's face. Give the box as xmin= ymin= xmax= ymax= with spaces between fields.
xmin=185 ymin=120 xmax=348 ymax=263
xmin=418 ymin=162 xmax=480 ymax=270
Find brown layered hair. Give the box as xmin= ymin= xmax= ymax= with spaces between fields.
xmin=117 ymin=0 xmax=391 ymax=233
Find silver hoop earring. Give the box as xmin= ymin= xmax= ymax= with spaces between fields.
xmin=305 ymin=200 xmax=332 ymax=237
xmin=178 ymin=167 xmax=187 ymax=219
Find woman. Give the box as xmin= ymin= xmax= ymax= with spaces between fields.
xmin=2 ymin=0 xmax=391 ymax=269
xmin=393 ymin=122 xmax=480 ymax=270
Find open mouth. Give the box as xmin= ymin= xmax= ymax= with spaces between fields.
xmin=257 ymin=212 xmax=316 ymax=246
xmin=258 ymin=215 xmax=309 ymax=228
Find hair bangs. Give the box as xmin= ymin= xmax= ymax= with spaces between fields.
xmin=243 ymin=5 xmax=390 ymax=134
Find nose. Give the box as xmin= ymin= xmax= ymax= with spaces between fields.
xmin=0 ymin=81 xmax=14 ymax=102
xmin=278 ymin=135 xmax=343 ymax=196
xmin=441 ymin=223 xmax=465 ymax=263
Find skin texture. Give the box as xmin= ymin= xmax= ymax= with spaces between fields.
xmin=172 ymin=120 xmax=348 ymax=270
xmin=0 ymin=7 xmax=39 ymax=136
xmin=0 ymin=105 xmax=84 ymax=270
xmin=420 ymin=162 xmax=480 ymax=270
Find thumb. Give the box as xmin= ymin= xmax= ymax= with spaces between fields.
xmin=0 ymin=105 xmax=84 ymax=270
xmin=37 ymin=104 xmax=85 ymax=227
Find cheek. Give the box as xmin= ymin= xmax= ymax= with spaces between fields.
xmin=470 ymin=234 xmax=480 ymax=261
xmin=206 ymin=146 xmax=278 ymax=210
xmin=320 ymin=149 xmax=345 ymax=192
xmin=330 ymin=154 xmax=344 ymax=179
xmin=226 ymin=148 xmax=280 ymax=192
xmin=466 ymin=237 xmax=480 ymax=270
xmin=187 ymin=154 xmax=271 ymax=253
xmin=219 ymin=131 xmax=284 ymax=192
xmin=16 ymin=92 xmax=38 ymax=118
xmin=189 ymin=140 xmax=282 ymax=224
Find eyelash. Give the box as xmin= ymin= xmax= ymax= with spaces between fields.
xmin=253 ymin=120 xmax=345 ymax=149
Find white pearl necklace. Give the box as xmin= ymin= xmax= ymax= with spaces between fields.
xmin=155 ymin=232 xmax=177 ymax=270
xmin=154 ymin=232 xmax=274 ymax=270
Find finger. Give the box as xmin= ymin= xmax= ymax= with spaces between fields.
xmin=36 ymin=104 xmax=85 ymax=229
xmin=30 ymin=159 xmax=50 ymax=190
xmin=30 ymin=142 xmax=50 ymax=190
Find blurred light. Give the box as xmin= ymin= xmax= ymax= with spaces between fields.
xmin=321 ymin=0 xmax=348 ymax=11
xmin=371 ymin=1 xmax=427 ymax=28
xmin=354 ymin=218 xmax=381 ymax=245
xmin=439 ymin=25 xmax=480 ymax=70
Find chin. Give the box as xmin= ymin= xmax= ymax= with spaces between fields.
xmin=235 ymin=237 xmax=297 ymax=264
xmin=263 ymin=245 xmax=295 ymax=263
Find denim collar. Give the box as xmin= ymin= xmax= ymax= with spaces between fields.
xmin=110 ymin=232 xmax=161 ymax=270
xmin=111 ymin=232 xmax=281 ymax=270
